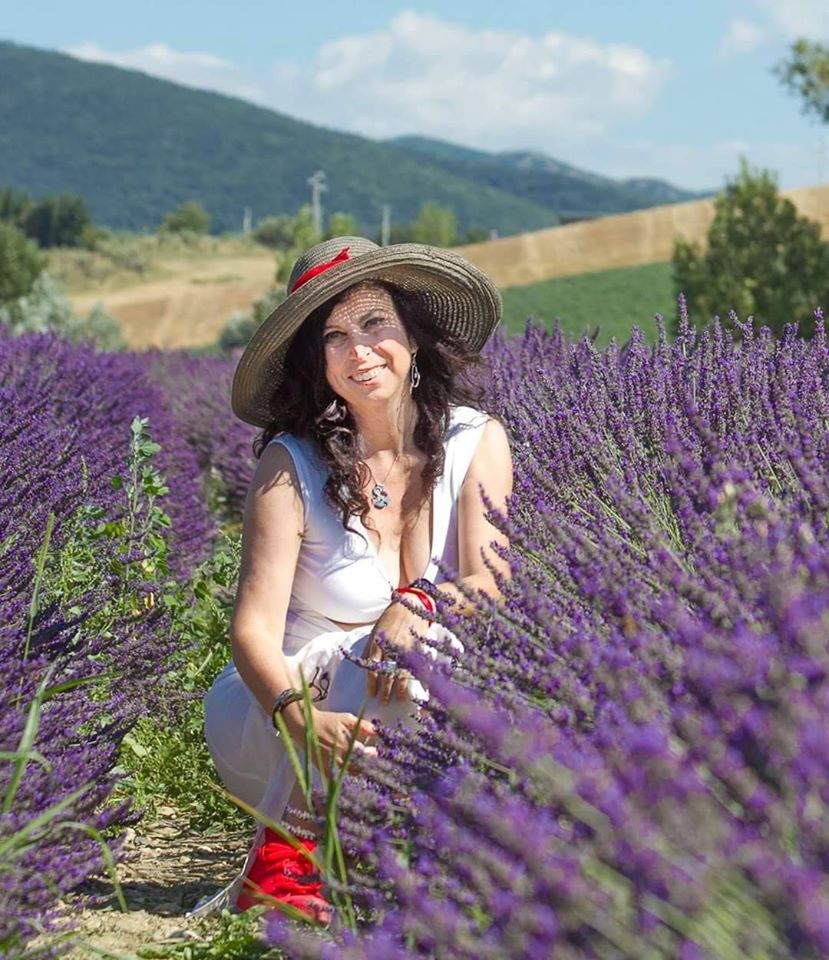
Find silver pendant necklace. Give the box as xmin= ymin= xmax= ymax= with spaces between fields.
xmin=366 ymin=452 xmax=400 ymax=510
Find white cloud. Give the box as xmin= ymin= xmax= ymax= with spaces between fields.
xmin=64 ymin=41 xmax=267 ymax=105
xmin=285 ymin=12 xmax=670 ymax=145
xmin=65 ymin=13 xmax=669 ymax=152
xmin=65 ymin=15 xmax=826 ymax=191
xmin=752 ymin=0 xmax=829 ymax=40
xmin=719 ymin=19 xmax=766 ymax=56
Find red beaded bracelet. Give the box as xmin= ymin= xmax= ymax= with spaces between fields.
xmin=392 ymin=586 xmax=436 ymax=616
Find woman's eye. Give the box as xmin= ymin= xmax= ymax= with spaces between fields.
xmin=364 ymin=316 xmax=386 ymax=329
xmin=323 ymin=330 xmax=342 ymax=343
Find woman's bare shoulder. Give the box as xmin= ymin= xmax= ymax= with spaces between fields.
xmin=245 ymin=441 xmax=305 ymax=531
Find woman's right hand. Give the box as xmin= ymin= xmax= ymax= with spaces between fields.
xmin=285 ymin=706 xmax=377 ymax=772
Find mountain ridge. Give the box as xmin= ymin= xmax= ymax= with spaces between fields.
xmin=0 ymin=40 xmax=701 ymax=236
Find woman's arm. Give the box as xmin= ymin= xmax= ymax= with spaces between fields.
xmin=231 ymin=443 xmax=376 ymax=763
xmin=438 ymin=416 xmax=513 ymax=609
xmin=230 ymin=443 xmax=307 ymax=732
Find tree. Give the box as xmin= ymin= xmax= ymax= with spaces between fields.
xmin=463 ymin=226 xmax=489 ymax=244
xmin=325 ymin=212 xmax=358 ymax=240
xmin=253 ymin=206 xmax=326 ymax=253
xmin=0 ymin=187 xmax=33 ymax=226
xmin=0 ymin=222 xmax=45 ymax=306
xmin=274 ymin=207 xmax=322 ymax=284
xmin=775 ymin=40 xmax=829 ymax=125
xmin=161 ymin=200 xmax=211 ymax=235
xmin=410 ymin=202 xmax=458 ymax=247
xmin=253 ymin=214 xmax=300 ymax=250
xmin=672 ymin=160 xmax=829 ymax=337
xmin=21 ymin=193 xmax=91 ymax=248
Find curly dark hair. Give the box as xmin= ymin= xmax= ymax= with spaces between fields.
xmin=252 ymin=281 xmax=490 ymax=532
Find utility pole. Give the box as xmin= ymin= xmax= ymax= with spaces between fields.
xmin=380 ymin=204 xmax=391 ymax=246
xmin=308 ymin=170 xmax=327 ymax=235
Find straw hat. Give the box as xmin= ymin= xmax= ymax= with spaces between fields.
xmin=231 ymin=236 xmax=501 ymax=426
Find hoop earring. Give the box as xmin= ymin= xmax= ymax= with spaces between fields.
xmin=409 ymin=353 xmax=421 ymax=392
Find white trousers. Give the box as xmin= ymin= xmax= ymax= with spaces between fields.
xmin=204 ymin=622 xmax=456 ymax=823
xmin=193 ymin=622 xmax=455 ymax=917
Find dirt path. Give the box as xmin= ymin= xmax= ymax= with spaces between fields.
xmin=63 ymin=813 xmax=251 ymax=957
xmin=68 ymin=254 xmax=277 ymax=351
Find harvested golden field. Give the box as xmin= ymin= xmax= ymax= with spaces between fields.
xmin=64 ymin=183 xmax=829 ymax=350
xmin=67 ymin=251 xmax=276 ymax=350
xmin=457 ymin=183 xmax=829 ymax=288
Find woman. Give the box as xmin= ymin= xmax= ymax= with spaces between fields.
xmin=202 ymin=236 xmax=513 ymax=922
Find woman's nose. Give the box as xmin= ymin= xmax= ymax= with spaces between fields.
xmin=348 ymin=337 xmax=372 ymax=359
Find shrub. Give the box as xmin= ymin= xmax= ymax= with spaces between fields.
xmin=0 ymin=186 xmax=34 ymax=226
xmin=253 ymin=213 xmax=299 ymax=250
xmin=161 ymin=200 xmax=211 ymax=235
xmin=410 ymin=201 xmax=458 ymax=247
xmin=0 ymin=221 xmax=45 ymax=305
xmin=0 ymin=330 xmax=217 ymax=954
xmin=0 ymin=271 xmax=125 ymax=350
xmin=270 ymin=309 xmax=829 ymax=958
xmin=673 ymin=160 xmax=829 ymax=336
xmin=139 ymin=349 xmax=257 ymax=517
xmin=21 ymin=193 xmax=92 ymax=248
xmin=217 ymin=287 xmax=284 ymax=354
xmin=325 ymin=211 xmax=358 ymax=239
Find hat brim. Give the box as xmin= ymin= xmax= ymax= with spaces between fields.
xmin=231 ymin=243 xmax=502 ymax=427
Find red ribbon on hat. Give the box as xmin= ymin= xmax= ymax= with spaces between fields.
xmin=289 ymin=246 xmax=350 ymax=294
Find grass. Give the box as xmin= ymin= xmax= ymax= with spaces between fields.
xmin=501 ymin=261 xmax=677 ymax=346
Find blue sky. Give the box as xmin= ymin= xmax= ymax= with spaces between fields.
xmin=5 ymin=0 xmax=829 ymax=191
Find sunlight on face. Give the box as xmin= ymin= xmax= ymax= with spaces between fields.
xmin=322 ymin=283 xmax=416 ymax=404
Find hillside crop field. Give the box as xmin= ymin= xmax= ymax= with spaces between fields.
xmin=5 ymin=311 xmax=829 ymax=959
xmin=59 ymin=239 xmax=675 ymax=351
xmin=501 ymin=261 xmax=675 ymax=344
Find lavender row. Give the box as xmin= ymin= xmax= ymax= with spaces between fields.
xmin=273 ymin=309 xmax=829 ymax=958
xmin=0 ymin=330 xmax=219 ymax=955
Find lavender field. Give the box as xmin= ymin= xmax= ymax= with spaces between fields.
xmin=3 ymin=304 xmax=829 ymax=958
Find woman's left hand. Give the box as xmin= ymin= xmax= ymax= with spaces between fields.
xmin=365 ymin=599 xmax=429 ymax=704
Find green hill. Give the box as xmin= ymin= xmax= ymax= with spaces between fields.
xmin=0 ymin=40 xmax=698 ymax=237
xmin=388 ymin=136 xmax=706 ymax=219
xmin=0 ymin=41 xmax=558 ymax=235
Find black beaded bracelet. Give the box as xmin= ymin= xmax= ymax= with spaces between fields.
xmin=410 ymin=577 xmax=439 ymax=600
xmin=271 ymin=688 xmax=304 ymax=732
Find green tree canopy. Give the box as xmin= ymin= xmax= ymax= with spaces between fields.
xmin=10 ymin=192 xmax=91 ymax=248
xmin=254 ymin=214 xmax=296 ymax=250
xmin=274 ymin=206 xmax=322 ymax=283
xmin=775 ymin=39 xmax=829 ymax=125
xmin=410 ymin=202 xmax=458 ymax=247
xmin=161 ymin=200 xmax=211 ymax=235
xmin=0 ymin=187 xmax=33 ymax=226
xmin=325 ymin=211 xmax=358 ymax=240
xmin=0 ymin=222 xmax=45 ymax=306
xmin=672 ymin=160 xmax=829 ymax=337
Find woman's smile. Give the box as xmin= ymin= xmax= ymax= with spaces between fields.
xmin=350 ymin=365 xmax=387 ymax=384
xmin=323 ymin=283 xmax=415 ymax=402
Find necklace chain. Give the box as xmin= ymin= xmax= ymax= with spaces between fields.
xmin=365 ymin=451 xmax=400 ymax=510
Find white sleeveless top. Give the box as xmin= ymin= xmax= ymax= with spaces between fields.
xmin=267 ymin=406 xmax=488 ymax=653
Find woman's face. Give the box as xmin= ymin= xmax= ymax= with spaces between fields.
xmin=322 ymin=282 xmax=416 ymax=407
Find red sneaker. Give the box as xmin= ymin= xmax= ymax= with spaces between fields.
xmin=236 ymin=828 xmax=332 ymax=925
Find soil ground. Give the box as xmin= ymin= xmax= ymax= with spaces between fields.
xmin=62 ymin=811 xmax=251 ymax=958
